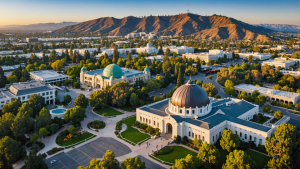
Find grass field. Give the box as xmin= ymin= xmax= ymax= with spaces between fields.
xmin=57 ymin=132 xmax=94 ymax=147
xmin=217 ymin=149 xmax=270 ymax=169
xmin=150 ymin=146 xmax=198 ymax=164
xmin=120 ymin=116 xmax=150 ymax=144
xmin=94 ymin=107 xmax=123 ymax=116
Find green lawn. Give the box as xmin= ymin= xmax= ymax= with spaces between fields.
xmin=94 ymin=107 xmax=123 ymax=116
xmin=216 ymin=149 xmax=270 ymax=169
xmin=120 ymin=116 xmax=150 ymax=144
xmin=150 ymin=146 xmax=198 ymax=164
xmin=57 ymin=132 xmax=94 ymax=147
xmin=244 ymin=149 xmax=270 ymax=169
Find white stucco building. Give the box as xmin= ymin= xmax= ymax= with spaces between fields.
xmin=234 ymin=84 xmax=300 ymax=105
xmin=135 ymin=43 xmax=159 ymax=54
xmin=183 ymin=49 xmax=232 ymax=62
xmin=80 ymin=64 xmax=150 ymax=89
xmin=29 ymin=70 xmax=70 ymax=85
xmin=0 ymin=81 xmax=56 ymax=109
xmin=262 ymin=57 xmax=297 ymax=69
xmin=279 ymin=70 xmax=300 ymax=77
xmin=238 ymin=52 xmax=272 ymax=60
xmin=163 ymin=46 xmax=194 ymax=54
xmin=137 ymin=80 xmax=289 ymax=146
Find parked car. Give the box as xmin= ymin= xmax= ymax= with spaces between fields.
xmin=50 ymin=160 xmax=57 ymax=164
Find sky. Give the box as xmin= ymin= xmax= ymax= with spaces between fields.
xmin=0 ymin=0 xmax=299 ymax=26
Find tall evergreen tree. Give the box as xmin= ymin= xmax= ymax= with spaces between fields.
xmin=112 ymin=46 xmax=119 ymax=64
xmin=125 ymin=52 xmax=131 ymax=68
xmin=64 ymin=49 xmax=70 ymax=62
xmin=177 ymin=65 xmax=184 ymax=87
xmin=0 ymin=67 xmax=5 ymax=88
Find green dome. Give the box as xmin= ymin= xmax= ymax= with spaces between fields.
xmin=144 ymin=66 xmax=150 ymax=71
xmin=103 ymin=64 xmax=123 ymax=78
xmin=81 ymin=67 xmax=87 ymax=71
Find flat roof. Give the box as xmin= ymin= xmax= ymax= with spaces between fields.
xmin=7 ymin=82 xmax=54 ymax=96
xmin=234 ymin=84 xmax=300 ymax=99
xmin=30 ymin=70 xmax=69 ymax=81
xmin=86 ymin=68 xmax=144 ymax=78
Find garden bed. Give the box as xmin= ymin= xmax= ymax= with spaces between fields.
xmin=56 ymin=129 xmax=94 ymax=147
xmin=87 ymin=120 xmax=105 ymax=130
xmin=47 ymin=147 xmax=64 ymax=156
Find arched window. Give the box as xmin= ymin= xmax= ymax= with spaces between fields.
xmin=186 ymin=110 xmax=189 ymax=114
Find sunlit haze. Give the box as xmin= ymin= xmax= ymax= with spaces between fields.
xmin=0 ymin=0 xmax=299 ymax=26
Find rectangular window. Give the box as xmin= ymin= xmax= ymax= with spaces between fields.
xmin=143 ymin=118 xmax=145 ymax=122
xmin=189 ymin=132 xmax=191 ymax=137
xmin=46 ymin=92 xmax=49 ymax=95
xmin=157 ymin=123 xmax=159 ymax=127
xmin=240 ymin=132 xmax=242 ymax=137
xmin=22 ymin=96 xmax=25 ymax=100
xmin=192 ymin=133 xmax=194 ymax=138
xmin=200 ymin=109 xmax=202 ymax=113
xmin=42 ymin=93 xmax=45 ymax=96
xmin=146 ymin=119 xmax=148 ymax=123
xmin=254 ymin=137 xmax=256 ymax=143
xmin=186 ymin=110 xmax=189 ymax=114
xmin=180 ymin=110 xmax=182 ymax=113
xmin=202 ymin=136 xmax=204 ymax=141
xmin=219 ymin=132 xmax=221 ymax=139
xmin=154 ymin=121 xmax=155 ymax=125
xmin=50 ymin=96 xmax=53 ymax=98
xmin=192 ymin=110 xmax=195 ymax=114
xmin=149 ymin=120 xmax=151 ymax=124
xmin=195 ymin=135 xmax=197 ymax=139
xmin=259 ymin=139 xmax=262 ymax=145
xmin=245 ymin=134 xmax=247 ymax=139
xmin=50 ymin=91 xmax=53 ymax=94
xmin=27 ymin=95 xmax=30 ymax=99
xmin=140 ymin=117 xmax=142 ymax=121
xmin=235 ymin=131 xmax=237 ymax=135
xmin=213 ymin=136 xmax=214 ymax=142
xmin=250 ymin=135 xmax=252 ymax=141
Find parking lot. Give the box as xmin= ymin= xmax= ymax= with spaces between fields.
xmin=46 ymin=137 xmax=132 ymax=169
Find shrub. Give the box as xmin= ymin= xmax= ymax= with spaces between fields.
xmin=139 ymin=123 xmax=147 ymax=130
xmin=154 ymin=146 xmax=173 ymax=156
xmin=262 ymin=105 xmax=271 ymax=112
xmin=134 ymin=121 xmax=140 ymax=127
xmin=115 ymin=120 xmax=123 ymax=130
xmin=90 ymin=120 xmax=105 ymax=129
xmin=175 ymin=135 xmax=181 ymax=144
xmin=183 ymin=136 xmax=188 ymax=143
xmin=146 ymin=126 xmax=153 ymax=133
xmin=155 ymin=128 xmax=160 ymax=133
xmin=114 ymin=131 xmax=119 ymax=135
xmin=258 ymin=144 xmax=266 ymax=153
xmin=47 ymin=147 xmax=64 ymax=155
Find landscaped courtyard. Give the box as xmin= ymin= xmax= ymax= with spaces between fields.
xmin=150 ymin=146 xmax=198 ymax=165
xmin=56 ymin=131 xmax=95 ymax=147
xmin=118 ymin=116 xmax=150 ymax=145
xmin=94 ymin=107 xmax=123 ymax=117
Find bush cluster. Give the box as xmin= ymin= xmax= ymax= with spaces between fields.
xmin=154 ymin=146 xmax=173 ymax=156
xmin=47 ymin=147 xmax=64 ymax=156
xmin=271 ymin=101 xmax=293 ymax=109
xmin=90 ymin=120 xmax=105 ymax=129
xmin=115 ymin=120 xmax=123 ymax=130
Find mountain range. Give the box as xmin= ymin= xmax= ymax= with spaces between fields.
xmin=0 ymin=22 xmax=78 ymax=31
xmin=53 ymin=13 xmax=274 ymax=40
xmin=255 ymin=24 xmax=300 ymax=33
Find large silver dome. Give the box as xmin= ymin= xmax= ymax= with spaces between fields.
xmin=171 ymin=80 xmax=210 ymax=108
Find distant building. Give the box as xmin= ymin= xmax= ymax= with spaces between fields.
xmin=135 ymin=43 xmax=159 ymax=54
xmin=26 ymin=38 xmax=39 ymax=42
xmin=270 ymin=45 xmax=287 ymax=51
xmin=262 ymin=57 xmax=297 ymax=69
xmin=280 ymin=70 xmax=300 ymax=77
xmin=163 ymin=46 xmax=194 ymax=54
xmin=145 ymin=55 xmax=178 ymax=62
xmin=29 ymin=70 xmax=70 ymax=85
xmin=234 ymin=84 xmax=300 ymax=105
xmin=80 ymin=64 xmax=150 ymax=90
xmin=0 ymin=64 xmax=26 ymax=71
xmin=183 ymin=49 xmax=232 ymax=62
xmin=0 ymin=81 xmax=56 ymax=109
xmin=238 ymin=52 xmax=271 ymax=60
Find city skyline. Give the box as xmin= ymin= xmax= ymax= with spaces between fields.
xmin=0 ymin=0 xmax=299 ymax=26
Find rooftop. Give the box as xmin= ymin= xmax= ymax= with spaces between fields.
xmin=86 ymin=67 xmax=144 ymax=78
xmin=29 ymin=70 xmax=70 ymax=81
xmin=234 ymin=84 xmax=300 ymax=99
xmin=6 ymin=82 xmax=54 ymax=96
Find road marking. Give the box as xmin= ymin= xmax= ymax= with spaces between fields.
xmin=76 ymin=148 xmax=93 ymax=159
xmin=90 ymin=144 xmax=106 ymax=154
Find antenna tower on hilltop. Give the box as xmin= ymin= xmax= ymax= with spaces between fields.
xmin=187 ymin=4 xmax=189 ymax=13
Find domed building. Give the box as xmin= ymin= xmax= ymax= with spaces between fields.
xmin=135 ymin=42 xmax=159 ymax=54
xmin=136 ymin=80 xmax=289 ymax=146
xmin=80 ymin=64 xmax=150 ymax=89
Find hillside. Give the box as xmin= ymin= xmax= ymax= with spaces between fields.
xmin=54 ymin=13 xmax=274 ymax=40
xmin=256 ymin=24 xmax=300 ymax=33
xmin=0 ymin=22 xmax=78 ymax=31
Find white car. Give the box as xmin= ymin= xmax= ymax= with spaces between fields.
xmin=50 ymin=160 xmax=57 ymax=164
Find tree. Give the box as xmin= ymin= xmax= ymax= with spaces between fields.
xmin=102 ymin=150 xmax=120 ymax=169
xmin=28 ymin=94 xmax=46 ymax=117
xmin=0 ymin=113 xmax=15 ymax=138
xmin=274 ymin=110 xmax=283 ymax=120
xmin=262 ymin=104 xmax=271 ymax=112
xmin=220 ymin=129 xmax=240 ymax=152
xmin=63 ymin=94 xmax=72 ymax=104
xmin=112 ymin=46 xmax=119 ymax=64
xmin=130 ymin=93 xmax=139 ymax=108
xmin=39 ymin=128 xmax=49 ymax=139
xmin=295 ymin=103 xmax=300 ymax=111
xmin=35 ymin=107 xmax=51 ymax=130
xmin=30 ymin=134 xmax=39 ymax=145
xmin=0 ymin=136 xmax=26 ymax=166
xmin=202 ymin=83 xmax=218 ymax=97
xmin=51 ymin=60 xmax=64 ymax=71
xmin=121 ymin=156 xmax=146 ymax=169
xmin=23 ymin=150 xmax=48 ymax=169
xmin=185 ymin=66 xmax=198 ymax=75
xmin=145 ymin=79 xmax=161 ymax=92
xmin=197 ymin=142 xmax=220 ymax=168
xmin=0 ymin=67 xmax=5 ymax=88
xmin=67 ymin=66 xmax=81 ymax=78
xmin=222 ymin=150 xmax=256 ymax=169
xmin=255 ymin=95 xmax=266 ymax=105
xmin=265 ymin=123 xmax=298 ymax=159
xmin=74 ymin=93 xmax=89 ymax=108
xmin=267 ymin=153 xmax=292 ymax=169
xmin=171 ymin=154 xmax=199 ymax=169
xmin=67 ymin=125 xmax=77 ymax=135
xmin=2 ymin=98 xmax=22 ymax=115
xmin=162 ymin=61 xmax=171 ymax=77
xmin=224 ymin=80 xmax=236 ymax=95
xmin=109 ymin=81 xmax=133 ymax=107
xmin=6 ymin=75 xmax=18 ymax=84
xmin=64 ymin=106 xmax=87 ymax=125
xmin=89 ymin=90 xmax=108 ymax=109
xmin=177 ymin=65 xmax=184 ymax=87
